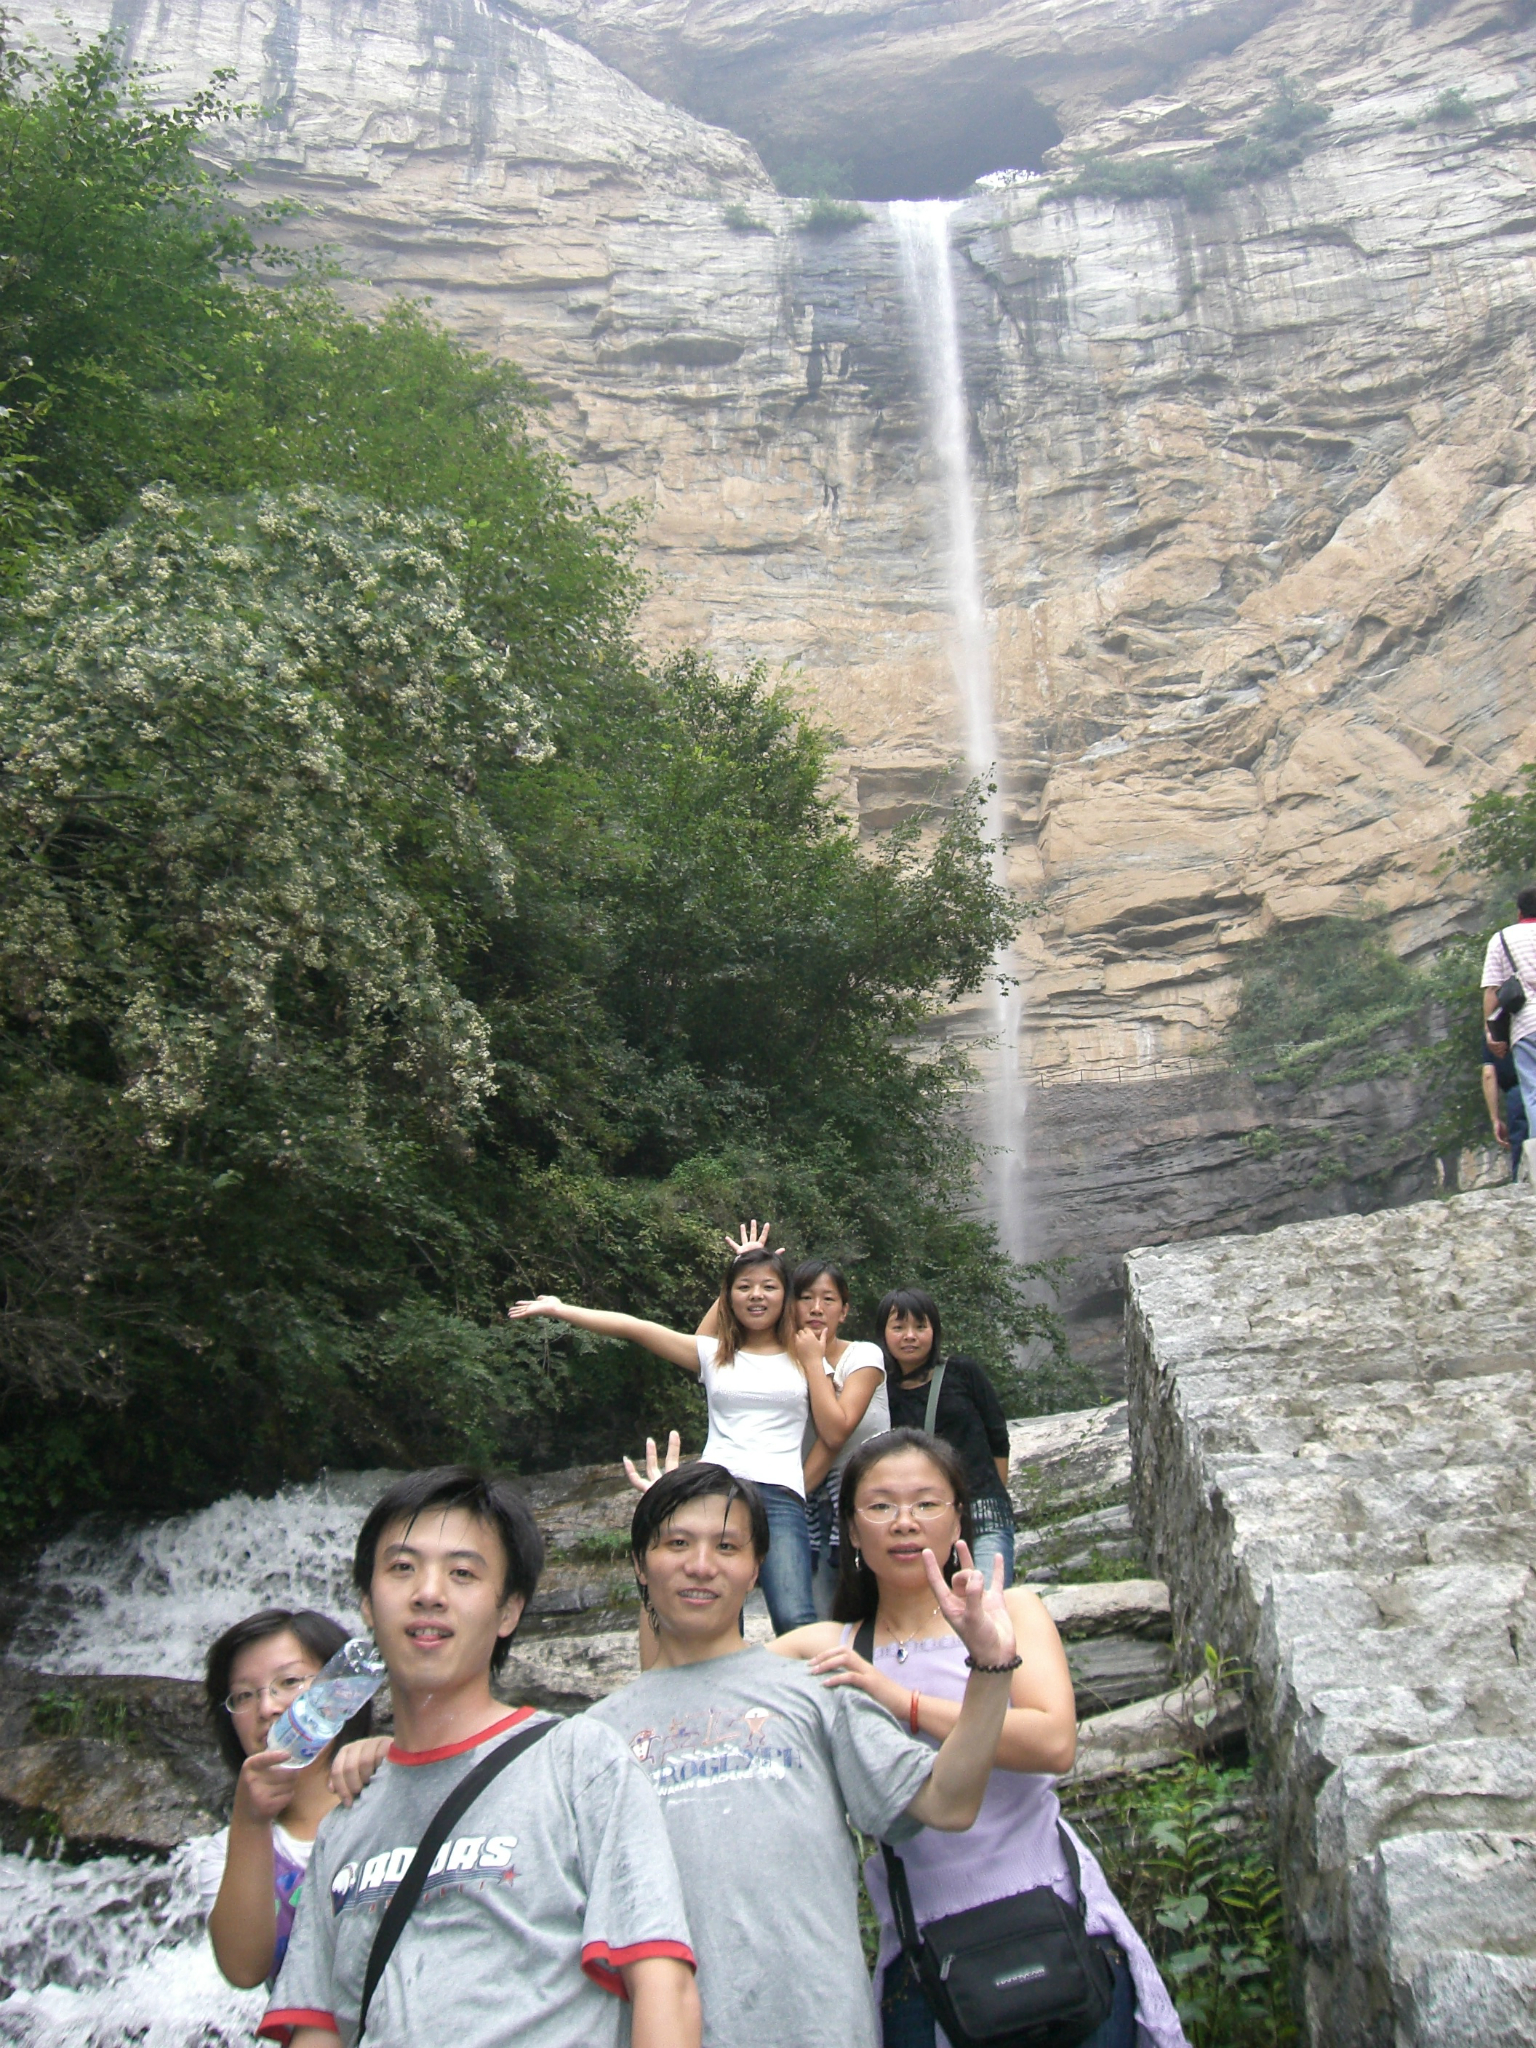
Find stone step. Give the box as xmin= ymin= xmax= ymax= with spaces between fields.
xmin=1007 ymin=1403 xmax=1131 ymax=1525
xmin=1040 ymin=1579 xmax=1171 ymax=1640
xmin=1064 ymin=1636 xmax=1175 ymax=1717
xmin=1066 ymin=1677 xmax=1246 ymax=1786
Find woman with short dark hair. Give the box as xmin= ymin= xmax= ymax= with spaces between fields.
xmin=196 ymin=1608 xmax=388 ymax=1988
xmin=877 ymin=1286 xmax=1017 ymax=1586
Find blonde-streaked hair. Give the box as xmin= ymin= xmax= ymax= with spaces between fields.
xmin=713 ymin=1248 xmax=799 ymax=1367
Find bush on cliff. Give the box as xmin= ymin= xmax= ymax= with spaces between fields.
xmin=1061 ymin=80 xmax=1330 ymax=213
xmin=0 ymin=34 xmax=1070 ymax=1532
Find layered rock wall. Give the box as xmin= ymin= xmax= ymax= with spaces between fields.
xmin=1128 ymin=1186 xmax=1536 ymax=2046
xmin=17 ymin=0 xmax=1536 ymax=1352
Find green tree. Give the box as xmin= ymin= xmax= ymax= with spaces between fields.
xmin=0 ymin=34 xmax=1077 ymax=1531
xmin=1464 ymin=764 xmax=1536 ymax=880
xmin=0 ymin=32 xmax=262 ymax=536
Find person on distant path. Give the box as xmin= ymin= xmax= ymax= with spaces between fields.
xmin=772 ymin=1429 xmax=1188 ymax=2048
xmin=509 ymin=1242 xmax=848 ymax=1633
xmin=878 ymin=1287 xmax=1017 ymax=1587
xmin=1482 ymin=1032 xmax=1528 ymax=1181
xmin=1483 ymin=886 xmax=1536 ymax=1151
xmin=585 ymin=1459 xmax=1021 ymax=2048
xmin=196 ymin=1609 xmax=390 ymax=1990
xmin=261 ymin=1466 xmax=699 ymax=2048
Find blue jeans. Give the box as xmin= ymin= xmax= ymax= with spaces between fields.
xmin=1513 ymin=1040 xmax=1536 ymax=1177
xmin=969 ymin=1490 xmax=1016 ymax=1589
xmin=880 ymin=1954 xmax=1135 ymax=2048
xmin=755 ymin=1481 xmax=817 ymax=1632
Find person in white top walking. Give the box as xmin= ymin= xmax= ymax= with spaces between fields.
xmin=509 ymin=1245 xmax=846 ymax=1630
xmin=1483 ymin=886 xmax=1536 ymax=1165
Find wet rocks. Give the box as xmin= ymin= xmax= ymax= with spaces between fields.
xmin=0 ymin=1672 xmax=227 ymax=1853
xmin=1127 ymin=1184 xmax=1536 ymax=2046
xmin=0 ymin=1741 xmax=214 ymax=1856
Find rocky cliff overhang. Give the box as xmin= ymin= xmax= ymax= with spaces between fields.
xmin=507 ymin=0 xmax=1302 ymax=197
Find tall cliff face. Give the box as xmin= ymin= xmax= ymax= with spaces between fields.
xmin=20 ymin=0 xmax=1536 ymax=1364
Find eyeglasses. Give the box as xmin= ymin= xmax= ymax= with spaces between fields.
xmin=224 ymin=1673 xmax=311 ymax=1716
xmin=854 ymin=1499 xmax=957 ymax=1524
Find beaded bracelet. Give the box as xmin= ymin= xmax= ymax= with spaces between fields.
xmin=964 ymin=1653 xmax=1023 ymax=1674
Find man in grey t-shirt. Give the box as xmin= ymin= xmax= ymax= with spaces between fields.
xmin=262 ymin=1467 xmax=698 ymax=2048
xmin=587 ymin=1462 xmax=1019 ymax=2048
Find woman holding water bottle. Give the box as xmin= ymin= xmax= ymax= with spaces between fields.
xmin=195 ymin=1609 xmax=389 ymax=1988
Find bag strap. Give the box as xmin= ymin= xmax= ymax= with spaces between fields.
xmin=358 ymin=1715 xmax=555 ymax=2038
xmin=923 ymin=1359 xmax=948 ymax=1439
xmin=859 ymin=1605 xmax=1095 ymax=1962
xmin=1502 ymin=929 xmax=1517 ymax=976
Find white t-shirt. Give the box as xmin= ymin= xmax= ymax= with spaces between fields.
xmin=802 ymin=1340 xmax=890 ymax=1489
xmin=697 ymin=1334 xmax=811 ymax=1497
xmin=192 ymin=1821 xmax=315 ymax=1917
xmin=1483 ymin=923 xmax=1536 ymax=1047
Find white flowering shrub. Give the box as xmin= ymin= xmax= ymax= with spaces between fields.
xmin=0 ymin=487 xmax=557 ymax=1440
xmin=3 ymin=486 xmax=541 ymax=1143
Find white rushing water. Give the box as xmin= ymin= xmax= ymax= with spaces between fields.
xmin=891 ymin=199 xmax=1027 ymax=1261
xmin=11 ymin=1470 xmax=392 ymax=1678
xmin=1 ymin=1475 xmax=396 ymax=2042
xmin=0 ymin=1844 xmax=263 ymax=2045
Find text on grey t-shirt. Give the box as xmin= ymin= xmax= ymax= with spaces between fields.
xmin=588 ymin=1647 xmax=933 ymax=2048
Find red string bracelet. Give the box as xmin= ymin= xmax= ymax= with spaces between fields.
xmin=909 ymin=1688 xmax=921 ymax=1735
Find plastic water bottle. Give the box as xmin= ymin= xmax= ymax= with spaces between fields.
xmin=267 ymin=1637 xmax=387 ymax=1767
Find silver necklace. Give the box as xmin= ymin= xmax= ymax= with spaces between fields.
xmin=887 ymin=1607 xmax=941 ymax=1663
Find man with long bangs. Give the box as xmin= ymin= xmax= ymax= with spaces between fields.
xmin=585 ymin=1461 xmax=1020 ymax=2048
xmin=260 ymin=1465 xmax=699 ymax=2048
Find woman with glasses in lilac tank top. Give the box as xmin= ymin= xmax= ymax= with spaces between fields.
xmin=771 ymin=1428 xmax=1188 ymax=2048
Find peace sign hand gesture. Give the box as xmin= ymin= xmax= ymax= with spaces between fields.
xmin=923 ymin=1541 xmax=1016 ymax=1672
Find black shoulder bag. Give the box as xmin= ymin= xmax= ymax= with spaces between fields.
xmin=855 ymin=1620 xmax=1115 ymax=2048
xmin=357 ymin=1715 xmax=555 ymax=2040
xmin=1496 ymin=931 xmax=1528 ymax=1019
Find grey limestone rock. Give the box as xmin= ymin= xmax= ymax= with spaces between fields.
xmin=1128 ymin=1184 xmax=1536 ymax=2046
xmin=0 ymin=1738 xmax=216 ymax=1853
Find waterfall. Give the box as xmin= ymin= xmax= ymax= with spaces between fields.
xmin=10 ymin=1471 xmax=390 ymax=1679
xmin=891 ymin=200 xmax=1026 ymax=1263
xmin=0 ymin=1843 xmax=264 ymax=2045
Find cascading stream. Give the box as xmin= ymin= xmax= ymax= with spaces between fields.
xmin=891 ymin=200 xmax=1026 ymax=1262
xmin=0 ymin=1844 xmax=264 ymax=2046
xmin=1 ymin=1476 xmax=386 ymax=2043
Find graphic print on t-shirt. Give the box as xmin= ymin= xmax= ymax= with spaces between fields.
xmin=625 ymin=1705 xmax=804 ymax=1796
xmin=330 ymin=1831 xmax=523 ymax=1915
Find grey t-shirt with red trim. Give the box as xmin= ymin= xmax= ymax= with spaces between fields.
xmin=587 ymin=1647 xmax=933 ymax=2048
xmin=259 ymin=1708 xmax=694 ymax=2048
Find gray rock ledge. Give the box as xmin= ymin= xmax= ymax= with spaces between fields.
xmin=1127 ymin=1185 xmax=1536 ymax=2048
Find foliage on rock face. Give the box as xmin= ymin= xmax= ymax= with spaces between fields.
xmin=1061 ymin=80 xmax=1330 ymax=212
xmin=1223 ymin=754 xmax=1536 ymax=1156
xmin=1225 ymin=917 xmax=1432 ymax=1087
xmin=0 ymin=32 xmax=1072 ymax=1533
xmin=1463 ymin=763 xmax=1536 ymax=879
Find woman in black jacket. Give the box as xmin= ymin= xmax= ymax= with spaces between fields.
xmin=876 ymin=1286 xmax=1017 ymax=1586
